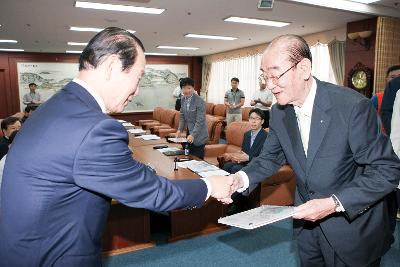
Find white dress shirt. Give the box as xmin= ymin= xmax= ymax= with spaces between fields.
xmin=390 ymin=90 xmax=400 ymax=188
xmin=73 ymin=78 xmax=106 ymax=113
xmin=252 ymin=89 xmax=273 ymax=110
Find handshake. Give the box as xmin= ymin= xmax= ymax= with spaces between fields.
xmin=206 ymin=173 xmax=245 ymax=204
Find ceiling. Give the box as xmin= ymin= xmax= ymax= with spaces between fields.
xmin=0 ymin=0 xmax=399 ymax=56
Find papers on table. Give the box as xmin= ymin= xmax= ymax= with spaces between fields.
xmin=117 ymin=119 xmax=126 ymax=123
xmin=122 ymin=122 xmax=134 ymax=127
xmin=218 ymin=205 xmax=295 ymax=230
xmin=128 ymin=128 xmax=146 ymax=134
xmin=187 ymin=161 xmax=219 ymax=173
xmin=157 ymin=147 xmax=180 ymax=153
xmin=198 ymin=169 xmax=230 ymax=178
xmin=168 ymin=137 xmax=188 ymax=143
xmin=135 ymin=134 xmax=160 ymax=140
xmin=176 ymin=160 xmax=196 ymax=168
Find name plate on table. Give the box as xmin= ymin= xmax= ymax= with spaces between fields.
xmin=218 ymin=205 xmax=294 ymax=230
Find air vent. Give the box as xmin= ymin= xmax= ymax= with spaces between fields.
xmin=258 ymin=0 xmax=274 ymax=9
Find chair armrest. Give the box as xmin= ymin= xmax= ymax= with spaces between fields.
xmin=204 ymin=144 xmax=227 ymax=157
xmin=138 ymin=119 xmax=155 ymax=126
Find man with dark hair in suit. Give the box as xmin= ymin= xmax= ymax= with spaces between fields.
xmin=381 ymin=75 xmax=400 ymax=135
xmin=223 ymin=108 xmax=268 ymax=174
xmin=0 ymin=27 xmax=234 ymax=267
xmin=0 ymin=116 xmax=21 ymax=160
xmin=223 ymin=108 xmax=268 ymax=214
xmin=213 ymin=34 xmax=400 ymax=266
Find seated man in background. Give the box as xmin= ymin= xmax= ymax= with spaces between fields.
xmin=223 ymin=108 xmax=268 ymax=174
xmin=21 ymin=105 xmax=37 ymax=123
xmin=0 ymin=117 xmax=21 ymax=160
xmin=222 ymin=108 xmax=268 ymax=214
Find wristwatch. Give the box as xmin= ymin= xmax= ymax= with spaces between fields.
xmin=331 ymin=195 xmax=343 ymax=212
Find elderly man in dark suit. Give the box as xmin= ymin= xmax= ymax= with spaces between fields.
xmin=214 ymin=34 xmax=400 ymax=267
xmin=176 ymin=77 xmax=209 ymax=159
xmin=0 ymin=27 xmax=235 ymax=267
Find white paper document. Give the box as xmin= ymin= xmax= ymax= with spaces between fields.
xmin=157 ymin=147 xmax=180 ymax=153
xmin=218 ymin=205 xmax=295 ymax=230
xmin=168 ymin=137 xmax=188 ymax=143
xmin=198 ymin=169 xmax=230 ymax=178
xmin=187 ymin=161 xmax=219 ymax=173
xmin=117 ymin=119 xmax=126 ymax=123
xmin=128 ymin=128 xmax=146 ymax=134
xmin=122 ymin=122 xmax=134 ymax=127
xmin=135 ymin=134 xmax=161 ymax=140
xmin=176 ymin=160 xmax=197 ymax=168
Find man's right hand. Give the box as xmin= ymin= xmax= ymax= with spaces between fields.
xmin=175 ymin=131 xmax=181 ymax=137
xmin=206 ymin=174 xmax=244 ymax=204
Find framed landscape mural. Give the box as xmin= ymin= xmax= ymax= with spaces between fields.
xmin=17 ymin=62 xmax=79 ymax=110
xmin=17 ymin=62 xmax=188 ymax=112
xmin=125 ymin=64 xmax=189 ymax=112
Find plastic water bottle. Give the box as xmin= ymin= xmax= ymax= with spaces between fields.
xmin=184 ymin=143 xmax=189 ymax=156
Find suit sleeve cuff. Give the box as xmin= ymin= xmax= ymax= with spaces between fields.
xmin=201 ymin=178 xmax=211 ymax=201
xmin=332 ymin=194 xmax=345 ymax=212
xmin=236 ymin=171 xmax=249 ymax=193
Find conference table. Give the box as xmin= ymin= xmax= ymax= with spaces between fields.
xmin=102 ymin=128 xmax=227 ymax=256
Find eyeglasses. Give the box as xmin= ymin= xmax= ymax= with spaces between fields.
xmin=261 ymin=61 xmax=299 ymax=89
xmin=249 ymin=116 xmax=262 ymax=121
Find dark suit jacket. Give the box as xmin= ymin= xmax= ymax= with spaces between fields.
xmin=242 ymin=129 xmax=268 ymax=162
xmin=0 ymin=136 xmax=10 ymax=160
xmin=242 ymin=78 xmax=400 ymax=266
xmin=381 ymin=76 xmax=400 ymax=134
xmin=0 ymin=82 xmax=207 ymax=267
xmin=178 ymin=93 xmax=209 ymax=146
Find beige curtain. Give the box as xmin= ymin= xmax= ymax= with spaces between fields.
xmin=201 ymin=61 xmax=212 ymax=99
xmin=328 ymin=40 xmax=345 ymax=85
xmin=374 ymin=17 xmax=400 ymax=93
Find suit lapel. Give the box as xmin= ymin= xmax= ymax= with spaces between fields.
xmin=283 ymin=105 xmax=306 ymax=175
xmin=306 ymin=80 xmax=332 ymax=173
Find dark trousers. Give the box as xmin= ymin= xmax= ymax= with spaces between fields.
xmin=175 ymin=98 xmax=181 ymax=111
xmin=223 ymin=162 xmax=245 ymax=174
xmin=188 ymin=143 xmax=205 ymax=159
xmin=297 ymin=222 xmax=381 ymax=267
xmin=262 ymin=110 xmax=270 ymax=128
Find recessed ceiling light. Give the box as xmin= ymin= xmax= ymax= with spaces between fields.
xmin=67 ymin=42 xmax=88 ymax=46
xmin=70 ymin=26 xmax=103 ymax=32
xmin=70 ymin=26 xmax=136 ymax=34
xmin=75 ymin=1 xmax=165 ymax=14
xmin=66 ymin=50 xmax=83 ymax=54
xmin=185 ymin=34 xmax=237 ymax=41
xmin=144 ymin=52 xmax=178 ymax=56
xmin=347 ymin=0 xmax=380 ymax=3
xmin=157 ymin=46 xmax=199 ymax=50
xmin=224 ymin=16 xmax=290 ymax=27
xmin=0 ymin=48 xmax=24 ymax=52
xmin=0 ymin=39 xmax=18 ymax=43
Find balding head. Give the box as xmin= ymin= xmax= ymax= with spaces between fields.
xmin=260 ymin=34 xmax=313 ymax=107
xmin=266 ymin=34 xmax=312 ymax=65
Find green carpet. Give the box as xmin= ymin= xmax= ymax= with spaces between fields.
xmin=103 ymin=220 xmax=400 ymax=267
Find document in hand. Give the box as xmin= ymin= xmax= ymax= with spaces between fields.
xmin=218 ymin=205 xmax=295 ymax=230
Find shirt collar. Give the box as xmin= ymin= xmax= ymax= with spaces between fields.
xmin=73 ymin=78 xmax=106 ymax=113
xmin=251 ymin=128 xmax=261 ymax=136
xmin=294 ymin=77 xmax=317 ymax=118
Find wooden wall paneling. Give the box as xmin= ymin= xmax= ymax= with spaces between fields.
xmin=344 ymin=18 xmax=377 ymax=95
